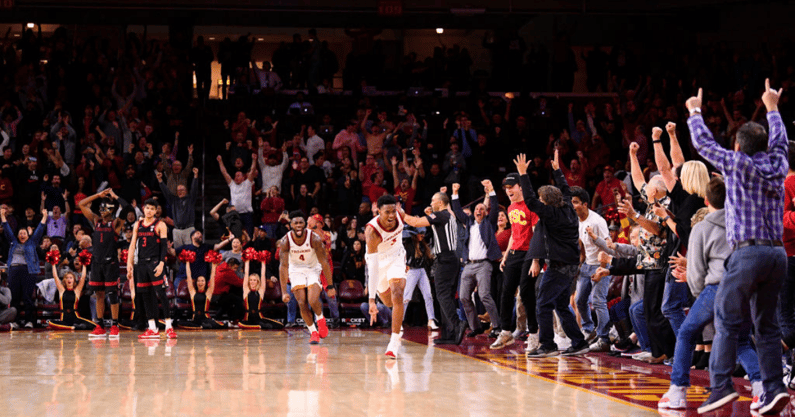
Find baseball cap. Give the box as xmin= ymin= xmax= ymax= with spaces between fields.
xmin=311 ymin=214 xmax=324 ymax=224
xmin=502 ymin=173 xmax=520 ymax=187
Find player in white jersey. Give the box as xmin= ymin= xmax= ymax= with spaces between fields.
xmin=278 ymin=211 xmax=333 ymax=345
xmin=365 ymin=195 xmax=408 ymax=358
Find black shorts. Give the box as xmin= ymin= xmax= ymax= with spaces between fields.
xmin=135 ymin=259 xmax=165 ymax=291
xmin=89 ymin=261 xmax=120 ymax=292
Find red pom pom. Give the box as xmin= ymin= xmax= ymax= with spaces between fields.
xmin=78 ymin=250 xmax=93 ymax=266
xmin=242 ymin=247 xmax=258 ymax=262
xmin=204 ymin=250 xmax=222 ymax=264
xmin=179 ymin=250 xmax=197 ymax=263
xmin=120 ymin=249 xmax=128 ymax=264
xmin=45 ymin=250 xmax=60 ymax=265
xmin=258 ymin=250 xmax=272 ymax=264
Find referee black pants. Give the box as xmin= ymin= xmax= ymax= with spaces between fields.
xmin=433 ymin=251 xmax=461 ymax=340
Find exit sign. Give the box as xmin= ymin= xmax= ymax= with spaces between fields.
xmin=378 ymin=0 xmax=402 ymax=16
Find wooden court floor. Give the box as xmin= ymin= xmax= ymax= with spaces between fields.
xmin=0 ymin=327 xmax=787 ymax=417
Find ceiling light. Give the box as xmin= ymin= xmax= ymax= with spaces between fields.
xmin=436 ymin=28 xmax=444 ymax=34
xmin=27 ymin=23 xmax=35 ymax=29
xmin=257 ymin=38 xmax=264 ymax=41
xmin=208 ymin=37 xmax=215 ymax=40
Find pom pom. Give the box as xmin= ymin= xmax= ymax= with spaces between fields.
xmin=45 ymin=250 xmax=60 ymax=265
xmin=120 ymin=249 xmax=128 ymax=264
xmin=204 ymin=250 xmax=222 ymax=264
xmin=257 ymin=250 xmax=272 ymax=264
xmin=178 ymin=250 xmax=197 ymax=263
xmin=242 ymin=247 xmax=258 ymax=262
xmin=78 ymin=250 xmax=93 ymax=267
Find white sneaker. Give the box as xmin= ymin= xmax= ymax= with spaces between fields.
xmin=385 ymin=340 xmax=399 ymax=359
xmin=490 ymin=331 xmax=515 ymax=350
xmin=632 ymin=351 xmax=653 ymax=361
xmin=427 ymin=319 xmax=439 ymax=330
xmin=9 ymin=322 xmax=18 ymax=330
xmin=750 ymin=380 xmax=764 ymax=411
xmin=658 ymin=385 xmax=687 ymax=409
xmin=589 ymin=339 xmax=611 ymax=352
xmin=524 ymin=333 xmax=539 ymax=353
xmin=24 ymin=322 xmax=33 ymax=329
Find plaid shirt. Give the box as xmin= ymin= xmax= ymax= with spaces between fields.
xmin=687 ymin=111 xmax=789 ymax=247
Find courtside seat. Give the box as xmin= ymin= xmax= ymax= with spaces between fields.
xmin=261 ymin=280 xmax=285 ymax=318
xmin=174 ymin=280 xmax=192 ymax=319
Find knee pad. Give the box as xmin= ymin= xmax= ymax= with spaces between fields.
xmin=106 ymin=287 xmax=120 ymax=305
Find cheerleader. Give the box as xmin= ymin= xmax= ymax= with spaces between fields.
xmin=47 ymin=264 xmax=97 ymax=330
xmin=177 ymin=261 xmax=228 ymax=330
xmin=239 ymin=258 xmax=284 ymax=330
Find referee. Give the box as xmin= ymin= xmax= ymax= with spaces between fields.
xmin=403 ymin=190 xmax=467 ymax=345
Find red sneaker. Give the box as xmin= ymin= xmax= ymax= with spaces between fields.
xmin=138 ymin=329 xmax=160 ymax=339
xmin=89 ymin=326 xmax=107 ymax=339
xmin=317 ymin=317 xmax=329 ymax=338
xmin=108 ymin=325 xmax=120 ymax=339
xmin=309 ymin=331 xmax=320 ymax=344
xmin=166 ymin=328 xmax=178 ymax=339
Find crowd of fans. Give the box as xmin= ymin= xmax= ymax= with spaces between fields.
xmin=1 ymin=23 xmax=795 ymax=410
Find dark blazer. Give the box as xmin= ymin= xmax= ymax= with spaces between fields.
xmin=450 ymin=192 xmax=503 ymax=262
xmin=521 ymin=169 xmax=580 ymax=265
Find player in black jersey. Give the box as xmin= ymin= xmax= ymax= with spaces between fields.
xmin=127 ymin=199 xmax=177 ymax=339
xmin=79 ymin=188 xmax=127 ymax=338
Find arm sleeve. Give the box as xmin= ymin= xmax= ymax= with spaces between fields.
xmin=687 ymin=114 xmax=732 ymax=172
xmin=686 ymin=224 xmax=708 ymax=297
xmin=487 ymin=192 xmax=499 ymax=227
xmin=519 ymin=173 xmax=547 ymax=215
xmin=609 ymin=257 xmax=643 ymax=276
xmin=449 ymin=195 xmax=468 ymax=224
xmin=592 ymin=237 xmax=618 ymax=257
xmin=767 ymin=111 xmax=790 ymax=174
xmin=552 ymin=168 xmax=572 ymax=197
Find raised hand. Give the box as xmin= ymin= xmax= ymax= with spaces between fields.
xmin=513 ymin=153 xmax=530 ymax=175
xmin=481 ymin=179 xmax=493 ymax=193
xmin=665 ymin=122 xmax=676 ymax=137
xmin=439 ymin=186 xmax=447 ymax=194
xmin=155 ymin=170 xmax=163 ymax=182
xmin=651 ymin=126 xmax=663 ymax=142
xmin=629 ymin=142 xmax=639 ymax=155
xmin=451 ymin=183 xmax=460 ymax=194
xmin=550 ymin=149 xmax=560 ymax=171
xmin=193 ymin=167 xmax=199 ymax=177
xmin=762 ymin=78 xmax=783 ymax=112
xmin=187 ymin=144 xmax=194 ymax=154
xmin=686 ymin=88 xmax=703 ymax=112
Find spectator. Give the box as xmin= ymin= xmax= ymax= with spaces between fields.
xmin=1 ymin=207 xmax=47 ymax=328
xmin=158 ymin=167 xmax=200 ymax=250
xmin=218 ymin=154 xmax=257 ymax=236
xmin=211 ymin=258 xmax=245 ymax=321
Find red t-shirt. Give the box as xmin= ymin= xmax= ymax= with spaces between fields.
xmin=507 ymin=201 xmax=539 ymax=251
xmin=495 ymin=229 xmax=511 ymax=252
xmin=783 ymin=175 xmax=795 ymax=256
xmin=368 ymin=185 xmax=387 ymax=204
xmin=595 ymin=177 xmax=627 ymax=208
xmin=394 ymin=186 xmax=416 ymax=214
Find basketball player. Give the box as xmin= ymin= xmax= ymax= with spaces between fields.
xmin=127 ymin=198 xmax=177 ymax=339
xmin=278 ymin=211 xmax=333 ymax=344
xmin=79 ymin=188 xmax=126 ymax=338
xmin=365 ymin=195 xmax=407 ymax=358
xmin=308 ymin=214 xmax=339 ymax=325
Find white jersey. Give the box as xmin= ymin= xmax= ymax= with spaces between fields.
xmin=287 ymin=230 xmax=320 ymax=271
xmin=366 ymin=215 xmax=406 ymax=261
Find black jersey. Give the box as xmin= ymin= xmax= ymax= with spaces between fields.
xmin=245 ymin=291 xmax=261 ymax=321
xmin=192 ymin=291 xmax=208 ymax=321
xmin=93 ymin=220 xmax=117 ymax=261
xmin=60 ymin=289 xmax=78 ymax=322
xmin=137 ymin=219 xmax=161 ymax=260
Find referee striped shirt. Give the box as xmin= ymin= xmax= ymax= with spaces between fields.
xmin=425 ymin=210 xmax=457 ymax=255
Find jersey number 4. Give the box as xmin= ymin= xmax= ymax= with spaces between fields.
xmin=299 ymin=254 xmax=305 ymax=261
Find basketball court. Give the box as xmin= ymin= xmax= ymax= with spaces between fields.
xmin=0 ymin=327 xmax=788 ymax=416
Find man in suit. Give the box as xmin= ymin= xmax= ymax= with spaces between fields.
xmin=451 ymin=180 xmax=503 ymax=337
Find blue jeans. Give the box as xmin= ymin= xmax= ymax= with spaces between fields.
xmin=629 ymin=301 xmax=650 ymax=352
xmin=575 ymin=263 xmax=611 ymax=341
xmin=671 ymin=284 xmax=762 ymax=386
xmin=778 ymin=256 xmax=795 ymax=348
xmin=320 ymin=289 xmax=339 ymax=319
xmin=403 ymin=268 xmax=436 ymax=322
xmin=711 ymin=245 xmax=787 ymax=394
xmin=536 ymin=264 xmax=585 ymax=350
xmin=286 ymin=284 xmax=298 ymax=323
xmin=662 ymin=269 xmax=689 ymax=336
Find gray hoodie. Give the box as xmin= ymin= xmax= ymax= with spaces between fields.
xmin=687 ymin=209 xmax=730 ymax=297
